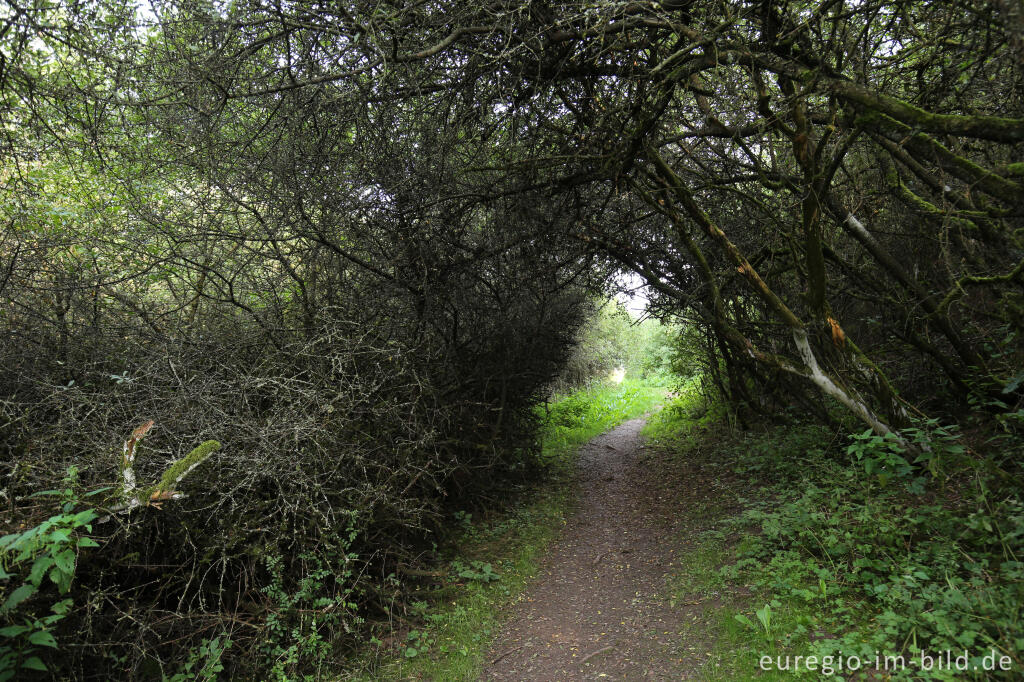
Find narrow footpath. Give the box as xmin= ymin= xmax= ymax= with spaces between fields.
xmin=481 ymin=417 xmax=706 ymax=680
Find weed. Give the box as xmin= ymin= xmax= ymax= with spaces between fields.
xmin=0 ymin=467 xmax=103 ymax=681
xmin=162 ymin=633 xmax=232 ymax=682
xmin=451 ymin=560 xmax=501 ymax=583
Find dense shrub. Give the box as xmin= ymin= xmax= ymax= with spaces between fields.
xmin=0 ymin=152 xmax=593 ymax=678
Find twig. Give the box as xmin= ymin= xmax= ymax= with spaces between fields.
xmin=579 ymin=644 xmax=614 ymax=665
xmin=491 ymin=644 xmax=523 ymax=664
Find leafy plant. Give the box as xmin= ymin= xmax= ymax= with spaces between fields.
xmin=162 ymin=633 xmax=233 ymax=682
xmin=403 ymin=629 xmax=434 ymax=659
xmin=846 ymin=430 xmax=916 ymax=488
xmin=847 ymin=420 xmax=967 ymax=493
xmin=0 ymin=467 xmax=102 ymax=680
xmin=734 ymin=603 xmax=773 ymax=642
xmin=451 ymin=560 xmax=501 ymax=583
xmin=259 ymin=536 xmax=361 ymax=682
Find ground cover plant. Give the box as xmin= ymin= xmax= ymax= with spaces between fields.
xmin=645 ymin=389 xmax=1024 ymax=680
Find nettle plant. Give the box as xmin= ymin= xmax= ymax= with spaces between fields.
xmin=0 ymin=467 xmax=103 ymax=680
xmin=846 ymin=420 xmax=965 ymax=493
xmin=259 ymin=528 xmax=362 ymax=682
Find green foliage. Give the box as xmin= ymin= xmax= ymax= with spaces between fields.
xmin=556 ymin=301 xmax=636 ymax=387
xmin=539 ymin=379 xmax=666 ymax=466
xmin=0 ymin=468 xmax=101 ymax=681
xmin=847 ymin=430 xmax=918 ymax=488
xmin=734 ymin=604 xmax=773 ymax=641
xmin=555 ymin=300 xmax=680 ymax=389
xmin=451 ymin=560 xmax=500 ymax=583
xmin=847 ymin=421 xmax=966 ymax=492
xmin=259 ymin=538 xmax=362 ymax=682
xmin=730 ymin=469 xmax=1024 ymax=678
xmin=629 ymin=317 xmax=683 ymax=382
xmin=162 ymin=634 xmax=232 ymax=682
xmin=650 ymin=392 xmax=1024 ymax=680
xmin=402 ymin=629 xmax=433 ymax=659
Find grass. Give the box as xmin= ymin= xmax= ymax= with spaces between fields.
xmin=537 ymin=377 xmax=667 ymax=467
xmin=342 ymin=377 xmax=667 ymax=680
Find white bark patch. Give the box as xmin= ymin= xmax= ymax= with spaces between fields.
xmin=121 ymin=443 xmax=139 ymax=510
xmin=792 ymin=329 xmax=896 ymax=438
xmin=845 ymin=213 xmax=877 ymax=246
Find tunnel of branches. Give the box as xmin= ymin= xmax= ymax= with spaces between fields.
xmin=1 ymin=0 xmax=1023 ymax=677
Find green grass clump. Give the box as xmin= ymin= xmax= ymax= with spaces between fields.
xmin=538 ymin=378 xmax=666 ymax=467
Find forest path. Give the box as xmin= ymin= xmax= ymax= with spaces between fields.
xmin=481 ymin=417 xmax=707 ymax=681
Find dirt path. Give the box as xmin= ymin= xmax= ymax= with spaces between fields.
xmin=481 ymin=417 xmax=705 ymax=681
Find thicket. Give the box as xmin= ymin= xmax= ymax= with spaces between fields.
xmin=0 ymin=10 xmax=603 ymax=677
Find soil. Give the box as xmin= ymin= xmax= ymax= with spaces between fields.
xmin=481 ymin=417 xmax=711 ymax=681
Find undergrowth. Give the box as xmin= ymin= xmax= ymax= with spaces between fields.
xmin=344 ymin=378 xmax=666 ymax=680
xmin=646 ymin=392 xmax=1024 ymax=681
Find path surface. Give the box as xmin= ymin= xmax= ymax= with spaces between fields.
xmin=481 ymin=417 xmax=704 ymax=680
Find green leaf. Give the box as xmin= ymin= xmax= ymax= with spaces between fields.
xmin=49 ymin=567 xmax=72 ymax=594
xmin=77 ymin=537 xmax=99 ymax=549
xmin=72 ymin=510 xmax=97 ymax=527
xmin=0 ymin=625 xmax=29 ymax=637
xmin=84 ymin=487 xmax=114 ymax=497
xmin=733 ymin=613 xmax=755 ymax=630
xmin=21 ymin=656 xmax=48 ymax=671
xmin=53 ymin=548 xmax=76 ymax=575
xmin=1 ymin=584 xmax=35 ymax=613
xmin=25 ymin=490 xmax=61 ymax=499
xmin=1002 ymin=370 xmax=1024 ymax=394
xmin=50 ymin=598 xmax=73 ymax=615
xmin=48 ymin=528 xmax=71 ymax=544
xmin=755 ymin=604 xmax=772 ymax=632
xmin=28 ymin=629 xmax=58 ymax=648
xmin=28 ymin=557 xmax=54 ymax=587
